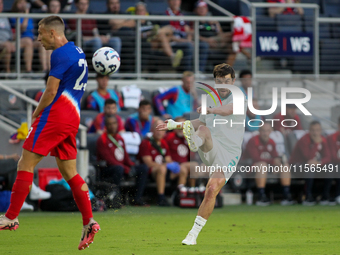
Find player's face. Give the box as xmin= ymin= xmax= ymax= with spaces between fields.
xmin=138 ymin=105 xmax=152 ymax=120
xmin=108 ymin=0 xmax=120 ymax=13
xmin=240 ymin=74 xmax=252 ymax=88
xmin=259 ymin=123 xmax=272 ymax=143
xmin=182 ymin=75 xmax=194 ymax=92
xmin=106 ymin=117 xmax=118 ymax=134
xmin=309 ymin=124 xmax=322 ymax=142
xmin=49 ymin=0 xmax=60 ymax=14
xmin=215 ymin=74 xmax=235 ymax=99
xmin=38 ymin=25 xmax=54 ymax=50
xmin=168 ymin=0 xmax=181 ymax=11
xmin=104 ymin=103 xmax=117 ymax=115
xmin=96 ymin=76 xmax=109 ymax=90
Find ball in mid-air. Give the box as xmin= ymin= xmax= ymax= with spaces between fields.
xmin=92 ymin=47 xmax=121 ymax=75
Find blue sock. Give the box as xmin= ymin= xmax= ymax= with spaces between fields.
xmin=282 ymin=186 xmax=290 ymax=199
xmin=258 ymin=188 xmax=265 ymax=197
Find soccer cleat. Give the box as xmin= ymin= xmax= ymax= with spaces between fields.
xmin=256 ymin=196 xmax=271 ymax=206
xmin=280 ymin=199 xmax=296 ymax=206
xmin=183 ymin=121 xmax=198 ymax=152
xmin=302 ymin=197 xmax=316 ymax=206
xmin=182 ymin=232 xmax=197 ymax=245
xmin=78 ymin=219 xmax=100 ymax=250
xmin=0 ymin=215 xmax=19 ymax=231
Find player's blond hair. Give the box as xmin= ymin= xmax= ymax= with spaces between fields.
xmin=38 ymin=15 xmax=65 ymax=34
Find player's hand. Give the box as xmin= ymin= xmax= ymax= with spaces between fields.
xmin=197 ymin=106 xmax=214 ymax=114
xmin=156 ymin=120 xmax=169 ymax=131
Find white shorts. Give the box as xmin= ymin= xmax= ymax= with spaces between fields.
xmin=198 ymin=136 xmax=240 ymax=183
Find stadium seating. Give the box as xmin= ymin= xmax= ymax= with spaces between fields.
xmin=320 ymin=39 xmax=340 ymax=72
xmin=323 ymin=0 xmax=340 ymax=17
xmin=276 ymin=14 xmax=303 ymax=32
xmin=0 ymin=89 xmax=26 ymax=113
xmin=80 ymin=110 xmax=99 ymax=129
xmin=144 ymin=0 xmax=168 ymax=15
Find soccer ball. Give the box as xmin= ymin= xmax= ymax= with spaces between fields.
xmin=92 ymin=47 xmax=121 ymax=75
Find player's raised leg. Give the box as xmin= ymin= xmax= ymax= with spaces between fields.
xmin=56 ymin=158 xmax=100 ymax=250
xmin=169 ymin=119 xmax=213 ymax=153
xmin=182 ymin=171 xmax=225 ymax=245
xmin=0 ymin=149 xmax=43 ymax=231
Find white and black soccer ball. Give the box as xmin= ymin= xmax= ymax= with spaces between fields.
xmin=92 ymin=47 xmax=121 ymax=75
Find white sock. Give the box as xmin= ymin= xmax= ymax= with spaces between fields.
xmin=192 ymin=133 xmax=203 ymax=148
xmin=189 ymin=216 xmax=207 ymax=237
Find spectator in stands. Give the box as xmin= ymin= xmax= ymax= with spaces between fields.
xmin=239 ymin=70 xmax=253 ymax=98
xmin=10 ymin=0 xmax=48 ymax=73
xmin=325 ymin=117 xmax=340 ymax=205
xmin=125 ymin=100 xmax=154 ymax=137
xmin=89 ymin=98 xmax=125 ymax=134
xmin=44 ymin=0 xmax=61 ymax=70
xmin=28 ymin=0 xmax=73 ymax=13
xmin=87 ymin=73 xmax=123 ymax=112
xmin=290 ymin=121 xmax=331 ymax=205
xmin=0 ymin=0 xmax=15 ymax=75
xmin=68 ymin=0 xmax=103 ymax=55
xmin=273 ymin=104 xmax=303 ymax=135
xmin=154 ymin=71 xmax=196 ymax=119
xmin=101 ymin=0 xmax=135 ymax=32
xmin=268 ymin=0 xmax=304 ymax=18
xmin=91 ymin=0 xmax=122 ymax=56
xmin=194 ymin=0 xmax=231 ymax=59
xmin=134 ymin=2 xmax=183 ymax=68
xmin=243 ymin=123 xmax=294 ymax=206
xmin=166 ymin=0 xmax=209 ymax=72
xmin=138 ymin=118 xmax=188 ymax=206
xmin=164 ymin=116 xmax=196 ymax=188
xmin=245 ymin=98 xmax=263 ymax=132
xmin=226 ymin=16 xmax=252 ymax=66
xmin=96 ymin=115 xmax=149 ymax=206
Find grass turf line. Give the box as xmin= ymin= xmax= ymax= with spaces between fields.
xmin=1 ymin=205 xmax=340 ymax=255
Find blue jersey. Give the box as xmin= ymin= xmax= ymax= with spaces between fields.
xmin=41 ymin=41 xmax=88 ymax=128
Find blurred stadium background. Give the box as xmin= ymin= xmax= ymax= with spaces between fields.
xmin=1 ymin=0 xmax=340 ymax=207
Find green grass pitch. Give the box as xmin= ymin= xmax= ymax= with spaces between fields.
xmin=1 ymin=205 xmax=340 ymax=255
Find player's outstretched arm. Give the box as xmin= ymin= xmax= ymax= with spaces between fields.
xmin=32 ymin=76 xmax=60 ymax=120
xmin=197 ymin=103 xmax=233 ymax=117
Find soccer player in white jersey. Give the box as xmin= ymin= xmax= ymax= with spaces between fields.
xmin=156 ymin=63 xmax=247 ymax=245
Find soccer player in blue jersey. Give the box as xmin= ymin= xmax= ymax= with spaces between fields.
xmin=0 ymin=16 xmax=100 ymax=250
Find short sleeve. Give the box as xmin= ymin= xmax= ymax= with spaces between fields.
xmin=49 ymin=49 xmax=71 ymax=80
xmin=138 ymin=139 xmax=151 ymax=158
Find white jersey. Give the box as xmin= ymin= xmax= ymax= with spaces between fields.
xmin=199 ymin=92 xmax=247 ymax=157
